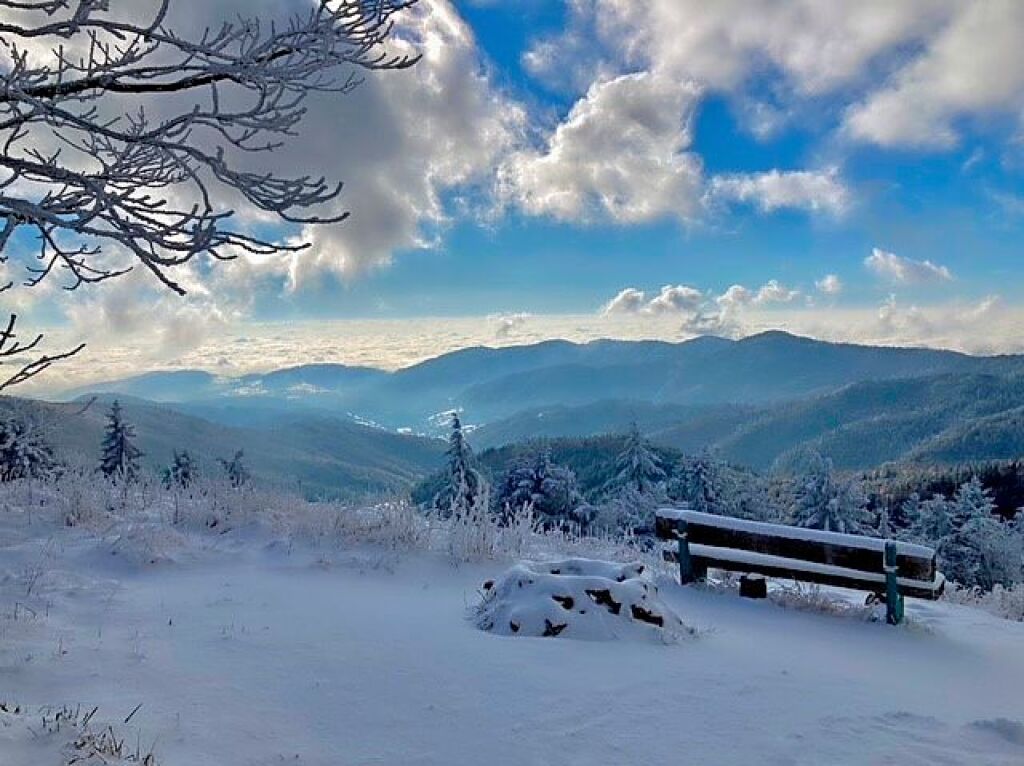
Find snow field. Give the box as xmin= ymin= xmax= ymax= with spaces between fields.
xmin=1 ymin=492 xmax=1023 ymax=765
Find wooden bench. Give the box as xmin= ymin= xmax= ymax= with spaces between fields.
xmin=655 ymin=509 xmax=945 ymax=625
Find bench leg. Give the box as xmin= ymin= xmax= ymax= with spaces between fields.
xmin=677 ymin=531 xmax=695 ymax=585
xmin=884 ymin=541 xmax=905 ymax=625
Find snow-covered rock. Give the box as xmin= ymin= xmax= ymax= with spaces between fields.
xmin=475 ymin=558 xmax=693 ymax=642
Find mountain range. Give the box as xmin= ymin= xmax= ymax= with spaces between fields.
xmin=35 ymin=331 xmax=1024 ymax=486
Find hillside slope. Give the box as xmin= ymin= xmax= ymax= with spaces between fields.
xmin=0 ymin=396 xmax=444 ymax=497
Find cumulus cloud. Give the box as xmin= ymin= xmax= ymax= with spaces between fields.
xmin=601 ymin=279 xmax=801 ymax=337
xmin=754 ymin=280 xmax=801 ymax=304
xmin=864 ymin=248 xmax=953 ymax=285
xmin=603 ymin=287 xmax=655 ymax=315
xmin=500 ymin=73 xmax=704 ymax=224
xmin=816 ymin=274 xmax=843 ymax=295
xmin=844 ymin=1 xmax=1024 ymax=148
xmin=529 ymin=1 xmax=1024 ymax=154
xmin=647 ymin=284 xmax=704 ymax=315
xmin=527 ymin=1 xmax=947 ymax=97
xmin=707 ymin=168 xmax=851 ymax=216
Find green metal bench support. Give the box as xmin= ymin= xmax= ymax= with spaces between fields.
xmin=673 ymin=522 xmax=707 ymax=585
xmin=884 ymin=541 xmax=905 ymax=626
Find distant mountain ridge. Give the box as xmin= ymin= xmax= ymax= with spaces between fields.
xmin=56 ymin=332 xmax=1024 ymax=434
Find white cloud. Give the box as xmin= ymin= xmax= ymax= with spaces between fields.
xmin=501 ymin=72 xmax=704 ymax=224
xmin=816 ymin=274 xmax=843 ymax=295
xmin=529 ymin=1 xmax=947 ymax=97
xmin=864 ymin=248 xmax=953 ymax=285
xmin=647 ymin=284 xmax=705 ymax=315
xmin=845 ymin=0 xmax=1024 ymax=148
xmin=754 ymin=280 xmax=801 ymax=304
xmin=600 ymin=279 xmax=801 ymax=338
xmin=707 ymin=168 xmax=851 ymax=216
xmin=602 ymin=287 xmax=649 ymax=315
xmin=530 ymin=1 xmax=1024 ymax=153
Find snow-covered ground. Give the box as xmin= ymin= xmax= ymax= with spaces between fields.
xmin=2 ymin=510 xmax=1024 ymax=765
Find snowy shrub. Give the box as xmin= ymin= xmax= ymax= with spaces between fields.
xmin=766 ymin=581 xmax=876 ymax=620
xmin=325 ymin=499 xmax=430 ymax=551
xmin=595 ymin=485 xmax=662 ymax=536
xmin=944 ymin=583 xmax=1024 ymax=622
xmin=475 ymin=558 xmax=693 ymax=642
xmin=447 ymin=486 xmax=498 ymax=563
xmin=496 ymin=502 xmax=543 ymax=559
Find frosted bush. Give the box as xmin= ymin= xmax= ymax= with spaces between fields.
xmin=944 ymin=583 xmax=1024 ymax=622
xmin=446 ymin=488 xmax=498 ymax=563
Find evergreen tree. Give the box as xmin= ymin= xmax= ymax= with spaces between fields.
xmin=790 ymin=451 xmax=871 ymax=534
xmin=163 ymin=450 xmax=198 ymax=489
xmin=938 ymin=477 xmax=1018 ymax=589
xmin=911 ymin=494 xmax=953 ymax=542
xmin=0 ymin=416 xmax=57 ymax=481
xmin=98 ymin=400 xmax=143 ymax=480
xmin=218 ymin=450 xmax=251 ymax=488
xmin=494 ymin=447 xmax=582 ymax=526
xmin=670 ymin=453 xmax=729 ymax=514
xmin=609 ymin=422 xmax=666 ymax=496
xmin=433 ymin=412 xmax=486 ymax=517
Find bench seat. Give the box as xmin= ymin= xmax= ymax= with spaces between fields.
xmin=663 ymin=543 xmax=945 ymax=600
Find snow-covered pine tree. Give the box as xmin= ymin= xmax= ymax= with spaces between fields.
xmin=98 ymin=400 xmax=143 ymax=481
xmin=218 ymin=450 xmax=251 ymax=488
xmin=611 ymin=422 xmax=666 ymax=496
xmin=938 ymin=477 xmax=1019 ymax=589
xmin=790 ymin=450 xmax=871 ymax=534
xmin=911 ymin=493 xmax=953 ymax=543
xmin=0 ymin=415 xmax=57 ymax=481
xmin=596 ymin=424 xmax=668 ymax=534
xmin=670 ymin=453 xmax=730 ymax=514
xmin=433 ymin=412 xmax=486 ymax=518
xmin=495 ymin=447 xmax=582 ymax=526
xmin=163 ymin=450 xmax=198 ymax=489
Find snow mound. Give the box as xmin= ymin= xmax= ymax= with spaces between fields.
xmin=475 ymin=558 xmax=694 ymax=642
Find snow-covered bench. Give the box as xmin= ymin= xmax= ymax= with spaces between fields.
xmin=655 ymin=509 xmax=945 ymax=625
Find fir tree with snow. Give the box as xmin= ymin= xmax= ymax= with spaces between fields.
xmin=433 ymin=412 xmax=486 ymax=518
xmin=938 ymin=477 xmax=1020 ymax=589
xmin=609 ymin=422 xmax=666 ymax=496
xmin=163 ymin=450 xmax=198 ymax=490
xmin=494 ymin=447 xmax=582 ymax=526
xmin=911 ymin=494 xmax=954 ymax=543
xmin=0 ymin=415 xmax=58 ymax=481
xmin=670 ymin=453 xmax=729 ymax=514
xmin=98 ymin=400 xmax=143 ymax=481
xmin=219 ymin=450 xmax=251 ymax=488
xmin=790 ymin=451 xmax=871 ymax=534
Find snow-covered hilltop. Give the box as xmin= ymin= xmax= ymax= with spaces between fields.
xmin=1 ymin=477 xmax=1023 ymax=765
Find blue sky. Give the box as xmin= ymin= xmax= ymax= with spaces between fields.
xmin=258 ymin=0 xmax=1023 ymax=321
xmin=11 ymin=0 xmax=1024 ymax=383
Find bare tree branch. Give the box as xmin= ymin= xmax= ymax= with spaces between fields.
xmin=0 ymin=0 xmax=420 ymax=387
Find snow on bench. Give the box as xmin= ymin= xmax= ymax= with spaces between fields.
xmin=656 ymin=508 xmax=944 ymax=624
xmin=474 ymin=558 xmax=694 ymax=642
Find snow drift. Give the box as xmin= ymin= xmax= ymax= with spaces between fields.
xmin=475 ymin=558 xmax=693 ymax=642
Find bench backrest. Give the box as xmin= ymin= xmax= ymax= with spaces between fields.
xmin=655 ymin=508 xmax=936 ymax=582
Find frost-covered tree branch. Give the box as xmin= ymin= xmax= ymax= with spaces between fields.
xmin=0 ymin=0 xmax=418 ymax=385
